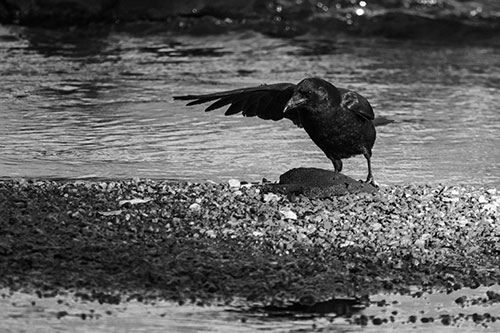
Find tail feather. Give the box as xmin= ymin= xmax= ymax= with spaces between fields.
xmin=373 ymin=116 xmax=395 ymax=127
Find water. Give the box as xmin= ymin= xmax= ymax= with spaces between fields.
xmin=1 ymin=24 xmax=500 ymax=186
xmin=3 ymin=286 xmax=500 ymax=332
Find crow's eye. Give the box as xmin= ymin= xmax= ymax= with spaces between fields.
xmin=303 ymin=90 xmax=313 ymax=97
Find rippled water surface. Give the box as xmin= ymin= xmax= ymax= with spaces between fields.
xmin=3 ymin=286 xmax=500 ymax=333
xmin=1 ymin=24 xmax=499 ymax=186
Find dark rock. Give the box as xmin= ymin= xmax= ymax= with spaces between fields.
xmin=263 ymin=167 xmax=377 ymax=198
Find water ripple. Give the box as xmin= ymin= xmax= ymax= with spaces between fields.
xmin=0 ymin=26 xmax=499 ymax=186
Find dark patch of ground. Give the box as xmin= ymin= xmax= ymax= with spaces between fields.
xmin=1 ymin=178 xmax=499 ymax=310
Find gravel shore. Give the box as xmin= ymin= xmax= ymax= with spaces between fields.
xmin=1 ymin=178 xmax=499 ymax=308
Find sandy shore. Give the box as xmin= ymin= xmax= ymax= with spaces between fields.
xmin=1 ymin=178 xmax=500 ymax=327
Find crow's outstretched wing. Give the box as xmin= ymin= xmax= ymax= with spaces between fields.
xmin=174 ymin=83 xmax=301 ymax=125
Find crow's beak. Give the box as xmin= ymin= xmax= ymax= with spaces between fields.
xmin=283 ymin=94 xmax=308 ymax=114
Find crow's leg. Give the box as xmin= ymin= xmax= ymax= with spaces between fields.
xmin=363 ymin=152 xmax=376 ymax=186
xmin=331 ymin=158 xmax=342 ymax=174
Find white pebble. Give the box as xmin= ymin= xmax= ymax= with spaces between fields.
xmin=263 ymin=193 xmax=280 ymax=202
xmin=415 ymin=239 xmax=426 ymax=248
xmin=478 ymin=195 xmax=488 ymax=204
xmin=205 ymin=230 xmax=216 ymax=238
xmin=228 ymin=179 xmax=241 ymax=189
xmin=280 ymin=208 xmax=297 ymax=220
xmin=189 ymin=203 xmax=201 ymax=211
xmin=340 ymin=240 xmax=355 ymax=247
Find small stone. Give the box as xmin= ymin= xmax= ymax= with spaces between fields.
xmin=205 ymin=230 xmax=216 ymax=238
xmin=415 ymin=239 xmax=426 ymax=248
xmin=280 ymin=208 xmax=297 ymax=220
xmin=189 ymin=203 xmax=201 ymax=211
xmin=98 ymin=210 xmax=122 ymax=216
xmin=340 ymin=240 xmax=355 ymax=247
xmin=400 ymin=237 xmax=412 ymax=246
xmin=263 ymin=193 xmax=280 ymax=202
xmin=118 ymin=198 xmax=152 ymax=206
xmin=228 ymin=179 xmax=241 ymax=189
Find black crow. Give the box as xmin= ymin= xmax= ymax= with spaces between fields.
xmin=174 ymin=77 xmax=379 ymax=184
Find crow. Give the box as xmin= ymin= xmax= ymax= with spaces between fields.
xmin=174 ymin=77 xmax=380 ymax=185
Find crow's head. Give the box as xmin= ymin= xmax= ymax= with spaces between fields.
xmin=284 ymin=78 xmax=340 ymax=114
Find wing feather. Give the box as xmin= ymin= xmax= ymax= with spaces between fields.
xmin=225 ymin=99 xmax=245 ymax=116
xmin=205 ymin=96 xmax=235 ymax=111
xmin=254 ymin=94 xmax=273 ymax=117
xmin=174 ymin=83 xmax=298 ymax=123
xmin=338 ymin=88 xmax=375 ymax=120
xmin=184 ymin=96 xmax=222 ymax=106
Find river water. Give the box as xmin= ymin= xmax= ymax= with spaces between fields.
xmin=1 ymin=24 xmax=499 ymax=186
xmin=2 ymin=285 xmax=500 ymax=332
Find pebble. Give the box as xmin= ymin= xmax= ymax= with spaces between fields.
xmin=263 ymin=193 xmax=280 ymax=202
xmin=2 ymin=178 xmax=500 ymax=322
xmin=415 ymin=239 xmax=426 ymax=248
xmin=189 ymin=203 xmax=201 ymax=211
xmin=280 ymin=208 xmax=297 ymax=220
xmin=228 ymin=179 xmax=241 ymax=189
xmin=118 ymin=198 xmax=152 ymax=206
